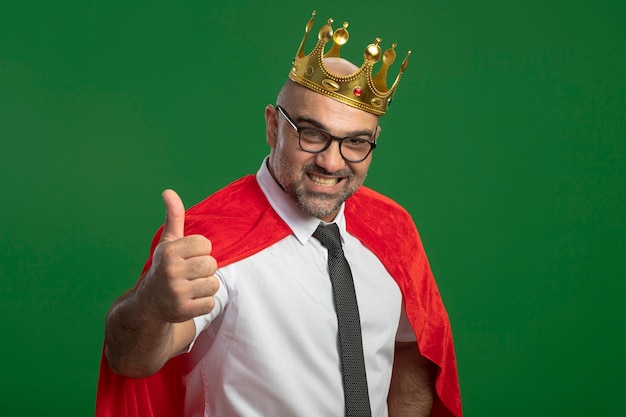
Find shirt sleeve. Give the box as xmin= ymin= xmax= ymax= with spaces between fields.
xmin=395 ymin=302 xmax=417 ymax=342
xmin=181 ymin=269 xmax=230 ymax=354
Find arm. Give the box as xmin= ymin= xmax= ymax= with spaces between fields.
xmin=104 ymin=284 xmax=197 ymax=378
xmin=388 ymin=341 xmax=437 ymax=417
xmin=104 ymin=190 xmax=219 ymax=378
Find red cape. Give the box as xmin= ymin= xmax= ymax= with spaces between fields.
xmin=96 ymin=175 xmax=462 ymax=417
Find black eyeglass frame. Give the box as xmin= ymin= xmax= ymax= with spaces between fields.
xmin=276 ymin=105 xmax=378 ymax=163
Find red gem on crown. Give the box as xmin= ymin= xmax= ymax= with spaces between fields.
xmin=353 ymin=86 xmax=363 ymax=97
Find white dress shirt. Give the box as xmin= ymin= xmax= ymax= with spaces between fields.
xmin=185 ymin=159 xmax=416 ymax=417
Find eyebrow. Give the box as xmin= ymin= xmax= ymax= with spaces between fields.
xmin=294 ymin=115 xmax=376 ymax=139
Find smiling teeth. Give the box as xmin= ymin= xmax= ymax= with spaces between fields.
xmin=310 ymin=175 xmax=338 ymax=186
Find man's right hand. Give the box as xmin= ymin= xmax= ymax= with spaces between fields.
xmin=105 ymin=189 xmax=219 ymax=377
xmin=137 ymin=189 xmax=220 ymax=323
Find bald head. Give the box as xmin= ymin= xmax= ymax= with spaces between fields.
xmin=324 ymin=57 xmax=359 ymax=76
xmin=277 ymin=57 xmax=360 ymax=108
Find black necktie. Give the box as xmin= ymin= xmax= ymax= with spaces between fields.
xmin=314 ymin=223 xmax=372 ymax=417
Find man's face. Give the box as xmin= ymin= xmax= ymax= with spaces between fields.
xmin=266 ymin=87 xmax=380 ymax=222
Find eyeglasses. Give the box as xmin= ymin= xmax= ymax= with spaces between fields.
xmin=276 ymin=106 xmax=377 ymax=163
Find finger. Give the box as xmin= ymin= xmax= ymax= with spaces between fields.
xmin=161 ymin=235 xmax=213 ymax=261
xmin=186 ymin=276 xmax=220 ymax=299
xmin=161 ymin=189 xmax=185 ymax=242
xmin=162 ymin=252 xmax=216 ymax=280
xmin=179 ymin=254 xmax=217 ymax=279
xmin=184 ymin=295 xmax=218 ymax=318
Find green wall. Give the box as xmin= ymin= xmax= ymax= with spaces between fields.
xmin=1 ymin=1 xmax=624 ymax=415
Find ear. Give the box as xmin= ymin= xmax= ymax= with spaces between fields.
xmin=374 ymin=125 xmax=382 ymax=142
xmin=265 ymin=105 xmax=279 ymax=147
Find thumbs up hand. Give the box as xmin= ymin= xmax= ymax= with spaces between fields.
xmin=137 ymin=189 xmax=219 ymax=324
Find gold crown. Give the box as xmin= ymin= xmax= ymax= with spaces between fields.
xmin=289 ymin=11 xmax=411 ymax=116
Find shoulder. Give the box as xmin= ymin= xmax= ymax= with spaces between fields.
xmin=345 ymin=186 xmax=421 ymax=257
xmin=180 ymin=174 xmax=272 ymax=241
xmin=180 ymin=175 xmax=290 ymax=265
xmin=347 ymin=186 xmax=413 ymax=224
xmin=186 ymin=175 xmax=266 ymax=217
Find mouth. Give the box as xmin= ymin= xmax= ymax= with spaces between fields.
xmin=308 ymin=173 xmax=342 ymax=187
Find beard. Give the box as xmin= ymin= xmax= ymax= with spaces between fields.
xmin=273 ymin=156 xmax=365 ymax=220
xmin=294 ymin=188 xmax=350 ymax=220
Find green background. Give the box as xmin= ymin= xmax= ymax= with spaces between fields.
xmin=1 ymin=0 xmax=624 ymax=415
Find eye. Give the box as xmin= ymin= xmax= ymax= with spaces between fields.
xmin=343 ymin=137 xmax=371 ymax=149
xmin=300 ymin=128 xmax=328 ymax=142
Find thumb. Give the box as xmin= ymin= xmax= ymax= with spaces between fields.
xmin=160 ymin=189 xmax=185 ymax=242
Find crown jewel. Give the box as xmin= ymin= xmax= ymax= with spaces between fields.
xmin=289 ymin=11 xmax=411 ymax=116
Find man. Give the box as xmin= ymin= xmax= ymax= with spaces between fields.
xmin=96 ymin=12 xmax=461 ymax=417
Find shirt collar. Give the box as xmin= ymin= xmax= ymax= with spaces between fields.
xmin=256 ymin=157 xmax=347 ymax=245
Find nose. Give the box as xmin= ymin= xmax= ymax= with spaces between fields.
xmin=314 ymin=140 xmax=346 ymax=173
